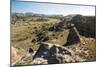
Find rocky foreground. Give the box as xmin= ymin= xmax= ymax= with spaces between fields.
xmin=11 ymin=14 xmax=96 ymax=66
xmin=31 ymin=42 xmax=86 ymax=64
xmin=12 ymin=40 xmax=95 ymax=66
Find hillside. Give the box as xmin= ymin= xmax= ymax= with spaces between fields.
xmin=11 ymin=13 xmax=96 ymax=66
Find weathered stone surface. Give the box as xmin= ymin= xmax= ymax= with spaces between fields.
xmin=12 ymin=46 xmax=26 ymax=66
xmin=32 ymin=42 xmax=86 ymax=64
xmin=69 ymin=15 xmax=96 ymax=38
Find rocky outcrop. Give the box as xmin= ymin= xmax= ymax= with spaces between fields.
xmin=32 ymin=42 xmax=86 ymax=64
xmin=68 ymin=15 xmax=96 ymax=38
xmin=11 ymin=46 xmax=26 ymax=66
xmin=64 ymin=26 xmax=81 ymax=46
xmin=48 ymin=15 xmax=96 ymax=38
xmin=11 ymin=13 xmax=96 ymax=66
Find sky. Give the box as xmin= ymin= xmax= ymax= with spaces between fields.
xmin=12 ymin=0 xmax=95 ymax=16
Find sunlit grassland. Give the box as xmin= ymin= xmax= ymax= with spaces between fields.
xmin=11 ymin=18 xmax=61 ymax=51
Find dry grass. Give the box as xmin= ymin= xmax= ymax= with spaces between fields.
xmin=11 ymin=17 xmax=96 ymax=65
xmin=11 ymin=18 xmax=61 ymax=51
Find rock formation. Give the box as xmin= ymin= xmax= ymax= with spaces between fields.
xmin=11 ymin=46 xmax=26 ymax=66
xmin=32 ymin=42 xmax=86 ymax=64
xmin=69 ymin=15 xmax=96 ymax=38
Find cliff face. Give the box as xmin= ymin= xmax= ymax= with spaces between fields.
xmin=69 ymin=15 xmax=96 ymax=38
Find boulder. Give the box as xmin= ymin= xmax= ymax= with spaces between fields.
xmin=32 ymin=42 xmax=86 ymax=64
xmin=11 ymin=46 xmax=26 ymax=66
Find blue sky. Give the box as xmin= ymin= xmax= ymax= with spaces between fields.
xmin=12 ymin=0 xmax=95 ymax=16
